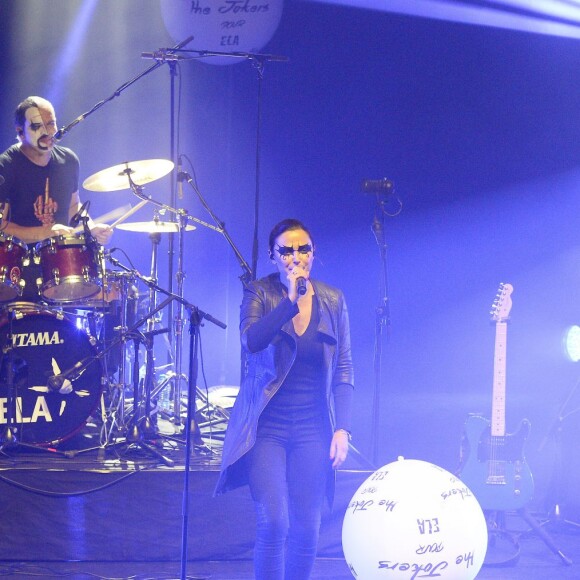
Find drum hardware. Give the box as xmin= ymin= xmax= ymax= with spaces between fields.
xmin=121 ymin=326 xmax=175 ymax=467
xmin=81 ymin=152 xmax=228 ymax=447
xmin=97 ymin=271 xmax=140 ymax=437
xmin=100 ymin=290 xmax=181 ymax=464
xmin=119 ymin=167 xmax=245 ymax=440
xmin=115 ymin=219 xmax=196 ymax=234
xmin=104 ymin=246 xmax=226 ymax=445
xmin=128 ymin=188 xmax=220 ymax=433
xmin=175 ymin=169 xmax=253 ymax=437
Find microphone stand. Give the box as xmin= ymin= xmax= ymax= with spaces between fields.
xmin=51 ymin=36 xmax=195 ymax=141
xmin=369 ymin=187 xmax=402 ymax=466
xmin=124 ymin=173 xmax=223 ymax=434
xmin=179 ymin=171 xmax=253 ymax=288
xmin=106 ymin=252 xmax=226 ymax=580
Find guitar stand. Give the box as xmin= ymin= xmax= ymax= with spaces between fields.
xmin=538 ymin=379 xmax=580 ymax=533
xmin=519 ymin=507 xmax=572 ymax=565
xmin=484 ymin=508 xmax=572 ymax=567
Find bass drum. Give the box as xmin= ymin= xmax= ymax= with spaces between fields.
xmin=0 ymin=305 xmax=102 ymax=445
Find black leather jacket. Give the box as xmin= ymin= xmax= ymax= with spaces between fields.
xmin=214 ymin=273 xmax=354 ymax=500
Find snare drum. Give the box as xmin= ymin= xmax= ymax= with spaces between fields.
xmin=0 ymin=233 xmax=27 ymax=302
xmin=36 ymin=233 xmax=102 ymax=303
xmin=0 ymin=304 xmax=102 ymax=445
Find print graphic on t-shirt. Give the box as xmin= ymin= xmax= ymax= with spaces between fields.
xmin=33 ymin=178 xmax=58 ymax=226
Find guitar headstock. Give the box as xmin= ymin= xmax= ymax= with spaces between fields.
xmin=490 ymin=283 xmax=513 ymax=323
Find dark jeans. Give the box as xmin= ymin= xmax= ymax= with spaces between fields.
xmin=247 ymin=415 xmax=330 ymax=580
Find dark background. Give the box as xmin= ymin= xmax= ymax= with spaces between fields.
xmin=1 ymin=0 xmax=580 ymax=515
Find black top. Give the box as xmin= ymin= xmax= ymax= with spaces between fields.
xmin=247 ymin=291 xmax=353 ymax=431
xmin=0 ymin=143 xmax=79 ymax=227
xmin=262 ymin=297 xmax=327 ymax=423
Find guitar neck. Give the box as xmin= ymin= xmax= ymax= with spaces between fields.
xmin=491 ymin=320 xmax=507 ymax=437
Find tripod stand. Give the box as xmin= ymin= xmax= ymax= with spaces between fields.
xmin=538 ymin=375 xmax=580 ymax=532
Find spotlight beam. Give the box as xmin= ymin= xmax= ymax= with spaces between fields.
xmin=306 ymin=0 xmax=580 ymax=39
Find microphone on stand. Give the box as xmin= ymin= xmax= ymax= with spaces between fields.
xmin=361 ymin=178 xmax=394 ymax=194
xmin=141 ymin=35 xmax=195 ymax=62
xmin=69 ymin=200 xmax=91 ymax=227
xmin=296 ymin=277 xmax=307 ymax=296
xmin=141 ymin=51 xmax=186 ymax=62
xmin=46 ymin=360 xmax=86 ymax=393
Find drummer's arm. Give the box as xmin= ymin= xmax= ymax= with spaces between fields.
xmin=0 ymin=203 xmax=58 ymax=243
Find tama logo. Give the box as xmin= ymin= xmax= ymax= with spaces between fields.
xmin=11 ymin=331 xmax=64 ymax=348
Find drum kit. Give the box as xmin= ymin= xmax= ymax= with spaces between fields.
xmin=0 ymin=159 xmax=226 ymax=459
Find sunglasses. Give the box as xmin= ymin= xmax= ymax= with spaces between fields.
xmin=273 ymin=244 xmax=313 ymax=259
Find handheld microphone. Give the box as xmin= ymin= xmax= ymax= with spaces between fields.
xmin=296 ymin=277 xmax=307 ymax=296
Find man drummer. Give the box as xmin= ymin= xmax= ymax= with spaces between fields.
xmin=0 ymin=96 xmax=112 ymax=301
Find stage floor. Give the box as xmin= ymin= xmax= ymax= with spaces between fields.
xmin=0 ymin=417 xmax=579 ymax=579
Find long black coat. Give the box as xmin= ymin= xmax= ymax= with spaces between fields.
xmin=214 ymin=273 xmax=354 ymax=505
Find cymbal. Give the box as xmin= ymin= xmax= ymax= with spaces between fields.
xmin=83 ymin=159 xmax=174 ymax=192
xmin=116 ymin=220 xmax=196 ymax=234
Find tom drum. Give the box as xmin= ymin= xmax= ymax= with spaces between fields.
xmin=35 ymin=233 xmax=102 ymax=303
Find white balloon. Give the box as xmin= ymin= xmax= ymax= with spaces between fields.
xmin=160 ymin=0 xmax=285 ymax=66
xmin=342 ymin=458 xmax=488 ymax=580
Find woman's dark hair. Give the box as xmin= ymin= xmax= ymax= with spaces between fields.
xmin=268 ymin=218 xmax=314 ymax=253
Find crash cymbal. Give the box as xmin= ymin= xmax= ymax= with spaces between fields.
xmin=116 ymin=220 xmax=196 ymax=234
xmin=82 ymin=159 xmax=174 ymax=192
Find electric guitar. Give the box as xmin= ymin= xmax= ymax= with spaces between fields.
xmin=459 ymin=283 xmax=534 ymax=511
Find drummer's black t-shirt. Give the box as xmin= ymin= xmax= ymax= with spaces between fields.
xmin=0 ymin=143 xmax=79 ymax=227
xmin=0 ymin=144 xmax=80 ymax=301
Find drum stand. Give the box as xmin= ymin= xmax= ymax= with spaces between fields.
xmin=104 ymin=251 xmax=226 ymax=458
xmin=100 ymin=271 xmax=138 ymax=445
xmin=125 ymin=177 xmax=224 ymax=443
xmin=123 ymin=327 xmax=175 ymax=467
xmin=143 ymin=220 xmax=181 ymax=427
xmin=69 ymin=282 xmax=178 ymax=465
xmin=169 ymin=212 xmax=192 ymax=435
